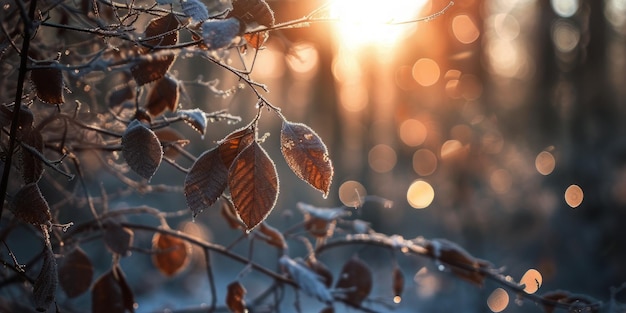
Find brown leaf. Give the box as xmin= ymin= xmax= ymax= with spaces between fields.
xmin=184 ymin=147 xmax=229 ymax=218
xmin=228 ymin=141 xmax=278 ymax=232
xmin=34 ymin=245 xmax=57 ymax=312
xmin=319 ymin=307 xmax=335 ymax=313
xmin=31 ymin=61 xmax=64 ymax=104
xmin=142 ymin=13 xmax=179 ymax=53
xmin=281 ymin=121 xmax=333 ymax=198
xmin=121 ymin=119 xmax=163 ymax=181
xmin=218 ymin=126 xmax=255 ymax=168
xmin=335 ymin=256 xmax=372 ymax=307
xmin=541 ymin=290 xmax=600 ymax=313
xmin=154 ymin=128 xmax=185 ymax=159
xmin=152 ymin=231 xmax=191 ymax=277
xmin=392 ymin=266 xmax=404 ymax=298
xmin=103 ymin=221 xmax=134 ymax=257
xmin=258 ymin=222 xmax=287 ymax=250
xmin=12 ymin=183 xmax=51 ymax=226
xmin=131 ymin=53 xmax=177 ymax=86
xmin=92 ymin=265 xmax=136 ymax=313
xmin=426 ymin=238 xmax=490 ymax=287
xmin=306 ymin=259 xmax=333 ymax=288
xmin=229 ymin=0 xmax=275 ymax=28
xmin=59 ymin=246 xmax=93 ymax=298
xmin=243 ymin=32 xmax=268 ymax=50
xmin=145 ymin=76 xmax=179 ymax=116
xmin=177 ymin=109 xmax=207 ymax=136
xmin=19 ymin=130 xmax=44 ymax=183
xmin=220 ymin=197 xmax=246 ymax=230
xmin=226 ymin=281 xmax=246 ymax=313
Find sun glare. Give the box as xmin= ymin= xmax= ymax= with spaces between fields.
xmin=328 ymin=0 xmax=429 ymax=47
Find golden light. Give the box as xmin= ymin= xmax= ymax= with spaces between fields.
xmin=407 ymin=180 xmax=435 ymax=209
xmin=328 ymin=0 xmax=429 ymax=48
xmin=413 ymin=148 xmax=437 ymax=176
xmin=565 ymin=184 xmax=583 ymax=208
xmin=487 ymin=288 xmax=509 ymax=312
xmin=520 ymin=269 xmax=543 ymax=294
xmin=535 ymin=151 xmax=556 ymax=176
xmin=339 ymin=180 xmax=367 ymax=207
xmin=368 ymin=144 xmax=397 ymax=173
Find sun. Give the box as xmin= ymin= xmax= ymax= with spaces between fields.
xmin=328 ymin=0 xmax=429 ymax=48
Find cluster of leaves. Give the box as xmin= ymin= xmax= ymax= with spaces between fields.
xmin=0 ymin=0 xmax=613 ymax=312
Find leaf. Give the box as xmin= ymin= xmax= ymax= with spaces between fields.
xmin=297 ymin=202 xmax=347 ymax=238
xmin=92 ymin=265 xmax=136 ymax=313
xmin=218 ymin=126 xmax=255 ymax=168
xmin=243 ymin=31 xmax=268 ymax=50
xmin=152 ymin=231 xmax=191 ymax=277
xmin=31 ymin=61 xmax=64 ymax=104
xmin=59 ymin=246 xmax=93 ymax=298
xmin=131 ymin=52 xmax=177 ymax=86
xmin=279 ymin=255 xmax=333 ymax=304
xmin=181 ymin=0 xmax=210 ymax=22
xmin=426 ymin=238 xmax=491 ymax=287
xmin=184 ymin=147 xmax=229 ymax=218
xmin=201 ymin=18 xmax=241 ymax=49
xmin=220 ymin=197 xmax=246 ymax=230
xmin=34 ymin=245 xmax=58 ymax=312
xmin=142 ymin=13 xmax=179 ymax=52
xmin=19 ymin=130 xmax=44 ymax=183
xmin=228 ymin=141 xmax=279 ymax=232
xmin=103 ymin=221 xmax=134 ymax=257
xmin=108 ymin=84 xmax=136 ymax=108
xmin=306 ymin=259 xmax=333 ymax=288
xmin=154 ymin=128 xmax=185 ymax=159
xmin=335 ymin=256 xmax=372 ymax=307
xmin=392 ymin=266 xmax=404 ymax=298
xmin=257 ymin=222 xmax=287 ymax=250
xmin=177 ymin=109 xmax=208 ymax=136
xmin=12 ymin=183 xmax=51 ymax=226
xmin=121 ymin=119 xmax=163 ymax=180
xmin=145 ymin=76 xmax=179 ymax=116
xmin=281 ymin=121 xmax=333 ymax=197
xmin=229 ymin=0 xmax=275 ymax=28
xmin=226 ymin=281 xmax=246 ymax=313
xmin=540 ymin=290 xmax=600 ymax=313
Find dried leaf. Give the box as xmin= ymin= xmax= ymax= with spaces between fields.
xmin=59 ymin=246 xmax=93 ymax=298
xmin=34 ymin=245 xmax=57 ymax=312
xmin=184 ymin=147 xmax=229 ymax=218
xmin=229 ymin=0 xmax=275 ymax=28
xmin=181 ymin=0 xmax=210 ymax=22
xmin=177 ymin=109 xmax=208 ymax=136
xmin=335 ymin=256 xmax=372 ymax=307
xmin=228 ymin=141 xmax=279 ymax=231
xmin=297 ymin=202 xmax=348 ymax=221
xmin=142 ymin=13 xmax=179 ymax=52
xmin=306 ymin=259 xmax=333 ymax=288
xmin=31 ymin=61 xmax=64 ymax=104
xmin=103 ymin=221 xmax=134 ymax=257
xmin=154 ymin=128 xmax=185 ymax=159
xmin=92 ymin=265 xmax=135 ymax=313
xmin=281 ymin=121 xmax=333 ymax=197
xmin=218 ymin=126 xmax=255 ymax=168
xmin=258 ymin=222 xmax=287 ymax=250
xmin=131 ymin=53 xmax=177 ymax=86
xmin=108 ymin=84 xmax=136 ymax=108
xmin=220 ymin=197 xmax=246 ymax=230
xmin=392 ymin=266 xmax=404 ymax=298
xmin=426 ymin=238 xmax=490 ymax=287
xmin=297 ymin=202 xmax=346 ymax=238
xmin=201 ymin=18 xmax=241 ymax=49
xmin=121 ymin=119 xmax=163 ymax=181
xmin=152 ymin=231 xmax=191 ymax=277
xmin=145 ymin=76 xmax=179 ymax=116
xmin=243 ymin=31 xmax=268 ymax=49
xmin=19 ymin=130 xmax=44 ymax=183
xmin=279 ymin=256 xmax=333 ymax=304
xmin=12 ymin=183 xmax=51 ymax=226
xmin=226 ymin=281 xmax=246 ymax=313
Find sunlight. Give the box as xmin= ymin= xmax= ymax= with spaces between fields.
xmin=328 ymin=0 xmax=429 ymax=48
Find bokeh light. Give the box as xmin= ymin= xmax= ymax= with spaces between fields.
xmin=368 ymin=144 xmax=397 ymax=173
xmin=552 ymin=20 xmax=580 ymax=53
xmin=414 ymin=267 xmax=440 ymax=298
xmin=339 ymin=82 xmax=368 ymax=112
xmin=413 ymin=149 xmax=438 ymax=176
xmin=407 ymin=180 xmax=435 ymax=209
xmin=339 ymin=180 xmax=367 ymax=207
xmin=535 ymin=151 xmax=556 ymax=175
xmin=487 ymin=288 xmax=509 ymax=312
xmin=452 ymin=14 xmax=480 ymax=44
xmin=551 ymin=0 xmax=579 ymax=18
xmin=565 ymin=184 xmax=584 ymax=208
xmin=490 ymin=169 xmax=512 ymax=194
xmin=440 ymin=139 xmax=463 ymax=160
xmin=412 ymin=58 xmax=441 ymax=87
xmin=399 ymin=119 xmax=427 ymax=147
xmin=520 ymin=269 xmax=543 ymax=294
xmin=286 ymin=43 xmax=319 ymax=76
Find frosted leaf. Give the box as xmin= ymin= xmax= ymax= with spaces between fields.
xmin=121 ymin=119 xmax=163 ymax=180
xmin=201 ymin=18 xmax=241 ymax=49
xmin=177 ymin=109 xmax=207 ymax=136
xmin=279 ymin=256 xmax=333 ymax=304
xmin=181 ymin=0 xmax=209 ymax=22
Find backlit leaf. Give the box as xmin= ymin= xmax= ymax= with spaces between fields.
xmin=131 ymin=53 xmax=177 ymax=86
xmin=243 ymin=32 xmax=268 ymax=50
xmin=154 ymin=128 xmax=185 ymax=159
xmin=142 ymin=13 xmax=179 ymax=52
xmin=201 ymin=18 xmax=241 ymax=49
xmin=92 ymin=265 xmax=136 ymax=313
xmin=19 ymin=130 xmax=44 ymax=183
xmin=177 ymin=109 xmax=208 ymax=136
xmin=12 ymin=183 xmax=51 ymax=226
xmin=281 ymin=121 xmax=333 ymax=198
xmin=31 ymin=61 xmax=64 ymax=104
xmin=152 ymin=231 xmax=191 ymax=276
xmin=218 ymin=126 xmax=255 ymax=168
xmin=226 ymin=281 xmax=246 ymax=313
xmin=103 ymin=221 xmax=134 ymax=257
xmin=228 ymin=141 xmax=278 ymax=232
xmin=145 ymin=76 xmax=179 ymax=116
xmin=59 ymin=247 xmax=93 ymax=298
xmin=181 ymin=0 xmax=209 ymax=22
xmin=229 ymin=0 xmax=275 ymax=28
xmin=121 ymin=119 xmax=163 ymax=180
xmin=132 ymin=13 xmax=179 ymax=85
xmin=184 ymin=147 xmax=229 ymax=217
xmin=34 ymin=245 xmax=57 ymax=312
xmin=279 ymin=255 xmax=333 ymax=304
xmin=335 ymin=256 xmax=372 ymax=307
xmin=258 ymin=222 xmax=287 ymax=250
